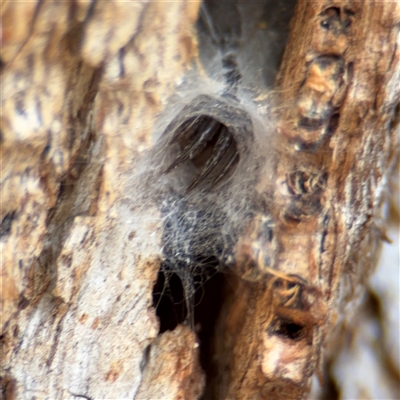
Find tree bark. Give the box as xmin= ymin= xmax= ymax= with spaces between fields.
xmin=210 ymin=2 xmax=399 ymax=399
xmin=2 ymin=2 xmax=202 ymax=399
xmin=1 ymin=1 xmax=399 ymax=399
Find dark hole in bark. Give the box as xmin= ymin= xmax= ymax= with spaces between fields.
xmin=152 ymin=256 xmax=225 ymax=332
xmin=197 ymin=271 xmax=232 ymax=400
xmin=0 ymin=211 xmax=16 ymax=239
xmin=327 ymin=113 xmax=340 ymax=136
xmin=139 ymin=344 xmax=152 ymax=373
xmin=321 ymin=7 xmax=341 ymax=17
xmin=271 ymin=318 xmax=305 ymax=340
xmin=152 ymin=263 xmax=231 ymax=399
xmin=298 ymin=117 xmax=325 ymax=131
xmin=152 ymin=268 xmax=187 ymax=333
xmin=17 ymin=296 xmax=30 ymax=311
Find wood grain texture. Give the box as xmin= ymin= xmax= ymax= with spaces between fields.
xmin=208 ymin=1 xmax=400 ymax=399
xmin=1 ymin=1 xmax=202 ymax=398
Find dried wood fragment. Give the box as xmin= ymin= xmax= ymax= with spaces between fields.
xmin=209 ymin=1 xmax=400 ymax=399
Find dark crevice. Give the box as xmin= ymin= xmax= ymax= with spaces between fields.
xmin=320 ymin=229 xmax=328 ymax=253
xmin=46 ymin=312 xmax=67 ymax=368
xmin=269 ymin=317 xmax=306 ymax=341
xmin=140 ymin=344 xmax=152 ymax=373
xmin=152 ymin=265 xmax=230 ymax=397
xmin=152 ymin=269 xmax=188 ymax=333
xmin=152 ymin=257 xmax=225 ymax=333
xmin=0 ymin=211 xmax=16 ymax=239
xmin=17 ymin=296 xmax=30 ymax=311
xmin=68 ymin=393 xmax=92 ymax=400
xmin=327 ymin=113 xmax=340 ymax=136
xmin=298 ymin=117 xmax=324 ymax=131
xmin=195 ymin=272 xmax=228 ymax=386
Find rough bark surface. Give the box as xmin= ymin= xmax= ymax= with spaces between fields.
xmin=1 ymin=1 xmax=399 ymax=400
xmin=2 ymin=2 xmax=202 ymax=399
xmin=209 ymin=2 xmax=399 ymax=399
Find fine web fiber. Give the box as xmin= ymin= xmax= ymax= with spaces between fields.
xmin=150 ymin=88 xmax=278 ymax=327
xmin=131 ymin=0 xmax=296 ymax=327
